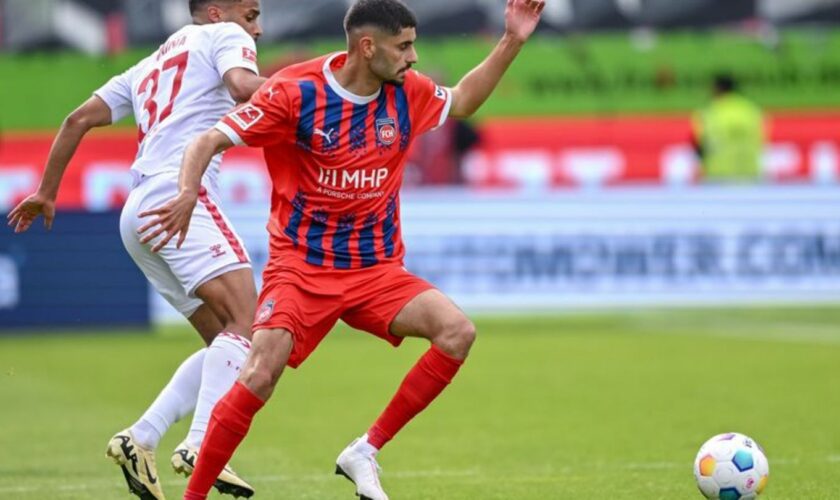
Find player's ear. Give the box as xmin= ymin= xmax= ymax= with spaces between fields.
xmin=359 ymin=35 xmax=376 ymax=60
xmin=206 ymin=5 xmax=224 ymax=22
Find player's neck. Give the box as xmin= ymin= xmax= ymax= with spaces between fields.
xmin=332 ymin=56 xmax=382 ymax=98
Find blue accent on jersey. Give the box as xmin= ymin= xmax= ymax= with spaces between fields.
xmin=332 ymin=213 xmax=356 ymax=269
xmin=284 ymin=191 xmax=307 ymax=248
xmin=321 ymin=84 xmax=343 ymax=152
xmin=296 ymin=81 xmax=317 ymax=150
xmin=349 ymin=102 xmax=369 ymax=153
xmin=382 ymin=194 xmax=397 ymax=258
xmin=394 ymin=86 xmax=411 ymax=151
xmin=374 ymin=89 xmax=390 ymax=150
xmin=305 ymin=210 xmax=329 ymax=266
xmin=359 ymin=213 xmax=379 ymax=268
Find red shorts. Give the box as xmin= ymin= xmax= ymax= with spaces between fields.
xmin=252 ymin=261 xmax=435 ymax=368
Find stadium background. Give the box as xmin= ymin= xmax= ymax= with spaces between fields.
xmin=1 ymin=1 xmax=840 ymax=499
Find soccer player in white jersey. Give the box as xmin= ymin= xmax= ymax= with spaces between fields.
xmin=7 ymin=1 xmax=266 ymax=498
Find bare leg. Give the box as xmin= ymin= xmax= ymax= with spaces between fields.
xmin=185 ymin=268 xmax=258 ymax=449
xmin=390 ymin=289 xmax=476 ymax=359
xmin=184 ymin=328 xmax=294 ymax=498
xmin=187 ymin=304 xmax=225 ymax=346
xmin=336 ymin=290 xmax=476 ymax=500
xmin=193 ymin=267 xmax=258 ymax=340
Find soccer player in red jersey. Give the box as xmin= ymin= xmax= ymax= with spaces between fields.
xmin=141 ymin=0 xmax=545 ymax=498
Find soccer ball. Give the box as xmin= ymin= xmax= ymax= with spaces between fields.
xmin=693 ymin=432 xmax=769 ymax=499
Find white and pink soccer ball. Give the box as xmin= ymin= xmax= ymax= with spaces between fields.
xmin=693 ymin=432 xmax=769 ymax=499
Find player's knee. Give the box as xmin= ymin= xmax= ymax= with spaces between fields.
xmin=435 ymin=316 xmax=476 ymax=360
xmin=240 ymin=365 xmax=277 ymax=399
xmin=239 ymin=330 xmax=293 ymax=399
xmin=240 ymin=359 xmax=284 ymax=400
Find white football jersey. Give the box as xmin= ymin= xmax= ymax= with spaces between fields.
xmin=94 ymin=22 xmax=258 ymax=192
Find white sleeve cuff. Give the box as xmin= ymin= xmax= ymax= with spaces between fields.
xmin=93 ymin=90 xmax=128 ymax=124
xmin=432 ymin=87 xmax=453 ymax=131
xmin=219 ymin=62 xmax=259 ymax=80
xmin=215 ymin=122 xmax=244 ymax=146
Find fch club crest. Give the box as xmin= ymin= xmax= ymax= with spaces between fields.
xmin=376 ymin=118 xmax=397 ymax=146
xmin=256 ymin=299 xmax=275 ymax=324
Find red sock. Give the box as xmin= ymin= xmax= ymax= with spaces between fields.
xmin=183 ymin=382 xmax=264 ymax=500
xmin=367 ymin=345 xmax=464 ymax=450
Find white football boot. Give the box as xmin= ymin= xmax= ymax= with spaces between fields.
xmin=335 ymin=435 xmax=389 ymax=500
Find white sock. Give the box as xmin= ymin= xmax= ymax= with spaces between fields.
xmin=186 ymin=332 xmax=251 ymax=449
xmin=130 ymin=348 xmax=206 ymax=450
xmin=357 ymin=433 xmax=379 ymax=456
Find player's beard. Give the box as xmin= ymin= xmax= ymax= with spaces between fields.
xmin=386 ymin=66 xmax=411 ymax=86
xmin=372 ymin=57 xmax=410 ymax=86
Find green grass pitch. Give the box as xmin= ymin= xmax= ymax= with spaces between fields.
xmin=1 ymin=307 xmax=839 ymax=499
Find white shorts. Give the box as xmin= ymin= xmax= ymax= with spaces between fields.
xmin=120 ymin=172 xmax=251 ymax=317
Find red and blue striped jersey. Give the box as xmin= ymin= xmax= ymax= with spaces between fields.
xmin=216 ymin=53 xmax=452 ymax=270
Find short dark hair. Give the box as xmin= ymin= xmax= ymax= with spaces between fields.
xmin=344 ymin=0 xmax=417 ymax=36
xmin=189 ymin=0 xmax=240 ymax=15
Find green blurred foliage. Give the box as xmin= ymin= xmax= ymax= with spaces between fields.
xmin=2 ymin=30 xmax=840 ymax=130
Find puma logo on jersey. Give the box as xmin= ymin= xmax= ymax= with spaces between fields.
xmin=434 ymin=85 xmax=447 ymax=100
xmin=314 ymin=127 xmax=337 ymax=145
xmin=266 ymin=86 xmax=278 ymax=100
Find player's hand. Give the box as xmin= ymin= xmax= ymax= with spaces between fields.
xmin=6 ymin=192 xmax=56 ymax=233
xmin=504 ymin=0 xmax=545 ymax=43
xmin=137 ymin=190 xmax=199 ymax=253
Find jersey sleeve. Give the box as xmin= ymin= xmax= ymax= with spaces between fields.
xmin=215 ymin=79 xmax=293 ymax=147
xmin=211 ymin=23 xmax=259 ymax=79
xmin=93 ymin=69 xmax=134 ymax=123
xmin=406 ymin=70 xmax=453 ymax=135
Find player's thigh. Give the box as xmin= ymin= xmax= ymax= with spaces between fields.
xmin=155 ymin=187 xmax=254 ymax=301
xmin=389 ymin=288 xmax=473 ymax=342
xmin=239 ymin=327 xmax=295 ymax=400
xmin=193 ymin=266 xmax=258 ymax=336
xmin=120 ymin=198 xmax=203 ymax=318
xmin=187 ymin=304 xmax=225 ymax=345
xmin=254 ymin=275 xmax=344 ymax=368
xmin=341 ymin=266 xmax=437 ymax=344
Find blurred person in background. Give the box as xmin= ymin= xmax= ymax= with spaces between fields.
xmin=139 ymin=0 xmax=545 ymax=499
xmin=406 ymin=116 xmax=480 ymax=185
xmin=692 ymin=73 xmax=765 ymax=182
xmin=405 ymin=69 xmax=481 ymax=185
xmin=7 ymin=1 xmax=267 ymax=498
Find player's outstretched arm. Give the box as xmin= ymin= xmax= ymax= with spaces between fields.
xmin=224 ymin=68 xmax=268 ymax=103
xmin=6 ymin=96 xmax=112 ymax=233
xmin=448 ymin=0 xmax=544 ymax=119
xmin=137 ymin=129 xmax=234 ymax=252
